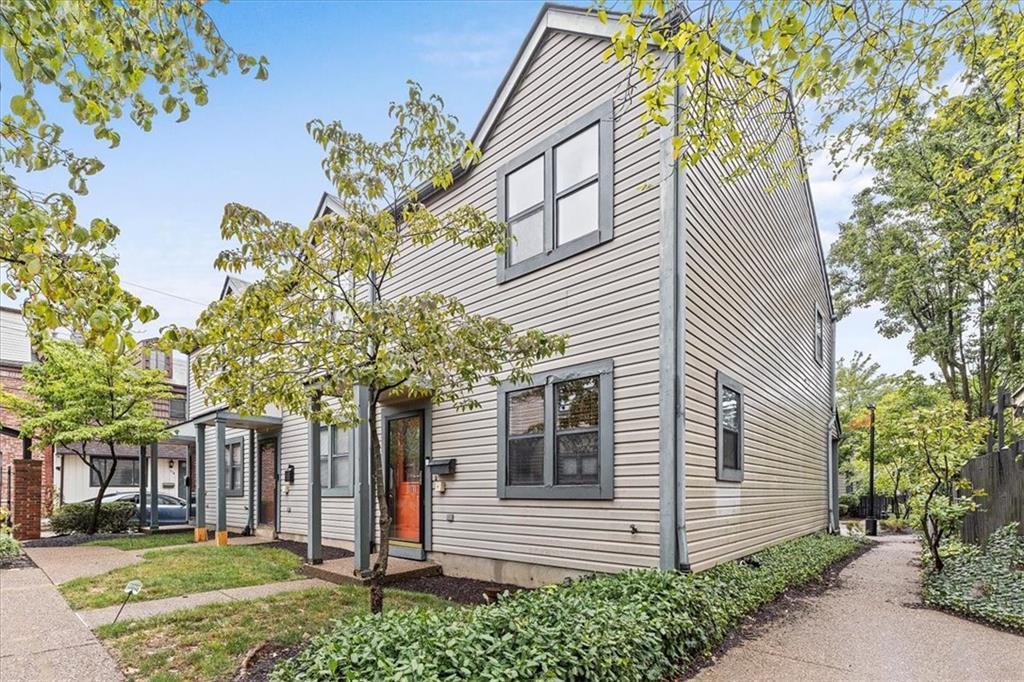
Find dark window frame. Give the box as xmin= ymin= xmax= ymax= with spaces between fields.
xmin=89 ymin=457 xmax=141 ymax=487
xmin=224 ymin=437 xmax=244 ymax=497
xmin=716 ymin=371 xmax=745 ymax=483
xmin=497 ymin=358 xmax=614 ymax=500
xmin=169 ymin=397 xmax=186 ymax=421
xmin=319 ymin=425 xmax=354 ymax=497
xmin=495 ymin=100 xmax=614 ymax=284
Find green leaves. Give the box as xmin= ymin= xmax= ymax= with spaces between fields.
xmin=2 ymin=0 xmax=268 ymax=347
xmin=272 ymin=533 xmax=864 ymax=681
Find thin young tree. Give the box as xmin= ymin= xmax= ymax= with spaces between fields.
xmin=167 ymin=83 xmax=566 ymax=613
xmin=1 ymin=340 xmax=171 ymax=534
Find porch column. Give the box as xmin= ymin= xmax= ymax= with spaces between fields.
xmin=352 ymin=385 xmax=371 ymax=574
xmin=138 ymin=445 xmax=147 ymax=527
xmin=307 ymin=396 xmax=323 ymax=564
xmin=248 ymin=428 xmax=256 ymax=533
xmin=215 ymin=415 xmax=228 ymax=545
xmin=149 ymin=442 xmax=159 ymax=530
xmin=195 ymin=424 xmax=207 ymax=542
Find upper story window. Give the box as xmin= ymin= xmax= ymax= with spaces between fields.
xmin=497 ymin=359 xmax=614 ymax=500
xmin=149 ymin=349 xmax=166 ymax=373
xmin=319 ymin=425 xmax=353 ymax=496
xmin=496 ymin=101 xmax=614 ymax=283
xmin=169 ymin=397 xmax=186 ymax=421
xmin=814 ymin=306 xmax=825 ymax=365
xmin=716 ymin=371 xmax=744 ymax=483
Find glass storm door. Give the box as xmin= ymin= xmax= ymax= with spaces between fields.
xmin=387 ymin=412 xmax=423 ymax=544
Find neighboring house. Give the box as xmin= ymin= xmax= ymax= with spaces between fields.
xmin=177 ymin=4 xmax=837 ymax=585
xmin=55 ymin=339 xmax=193 ymax=504
xmin=0 ymin=306 xmax=54 ymax=514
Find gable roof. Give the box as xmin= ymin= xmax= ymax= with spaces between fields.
xmin=219 ymin=276 xmax=250 ymax=300
xmin=312 ymin=3 xmax=834 ymax=316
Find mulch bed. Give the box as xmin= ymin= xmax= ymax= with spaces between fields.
xmin=0 ymin=553 xmax=37 ymax=570
xmin=682 ymin=540 xmax=877 ymax=678
xmin=21 ymin=532 xmax=130 ymax=548
xmin=261 ymin=539 xmax=354 ymax=561
xmin=389 ymin=574 xmax=523 ymax=605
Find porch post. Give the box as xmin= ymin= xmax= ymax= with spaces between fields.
xmin=248 ymin=428 xmax=256 ymax=533
xmin=352 ymin=385 xmax=371 ymax=574
xmin=195 ymin=424 xmax=207 ymax=542
xmin=307 ymin=396 xmax=323 ymax=564
xmin=138 ymin=445 xmax=147 ymax=527
xmin=149 ymin=442 xmax=159 ymax=530
xmin=215 ymin=415 xmax=228 ymax=545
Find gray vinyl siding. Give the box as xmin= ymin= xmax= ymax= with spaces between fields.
xmin=383 ymin=30 xmax=663 ymax=574
xmin=202 ymin=425 xmax=250 ymax=530
xmin=277 ymin=411 xmax=354 ymax=543
xmin=682 ymin=105 xmax=833 ymax=570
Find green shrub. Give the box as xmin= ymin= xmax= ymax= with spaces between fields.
xmin=922 ymin=523 xmax=1023 ymax=632
xmin=273 ymin=533 xmax=864 ymax=682
xmin=839 ymin=493 xmax=859 ymax=517
xmin=880 ymin=516 xmax=912 ymax=533
xmin=50 ymin=501 xmax=137 ymax=535
xmin=0 ymin=532 xmax=20 ymax=559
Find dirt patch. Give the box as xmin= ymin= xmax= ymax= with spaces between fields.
xmin=682 ymin=540 xmax=876 ymax=678
xmin=237 ymin=641 xmax=304 ymax=682
xmin=388 ymin=574 xmax=524 ymax=605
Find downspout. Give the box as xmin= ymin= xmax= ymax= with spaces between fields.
xmin=828 ymin=314 xmax=839 ymax=532
xmin=658 ymin=53 xmax=689 ymax=571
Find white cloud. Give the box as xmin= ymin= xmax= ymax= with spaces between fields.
xmin=413 ymin=27 xmax=522 ymax=77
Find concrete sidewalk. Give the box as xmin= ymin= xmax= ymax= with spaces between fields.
xmin=75 ymin=577 xmax=329 ymax=627
xmin=0 ymin=567 xmax=123 ymax=681
xmin=695 ymin=535 xmax=1024 ymax=682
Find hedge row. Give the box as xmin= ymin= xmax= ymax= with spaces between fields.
xmin=274 ymin=533 xmax=864 ymax=681
xmin=50 ymin=501 xmax=137 ymax=535
xmin=922 ymin=523 xmax=1023 ymax=632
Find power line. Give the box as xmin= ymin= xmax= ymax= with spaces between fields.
xmin=122 ymin=280 xmax=208 ymax=307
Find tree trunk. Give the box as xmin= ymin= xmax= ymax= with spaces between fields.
xmin=367 ymin=398 xmax=392 ymax=614
xmin=85 ymin=442 xmax=120 ymax=535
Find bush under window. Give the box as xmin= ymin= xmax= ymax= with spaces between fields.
xmin=50 ymin=501 xmax=137 ymax=535
xmin=273 ymin=533 xmax=864 ymax=681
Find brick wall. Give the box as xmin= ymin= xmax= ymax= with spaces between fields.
xmin=1 ymin=363 xmax=54 ymax=514
xmin=11 ymin=459 xmax=42 ymax=539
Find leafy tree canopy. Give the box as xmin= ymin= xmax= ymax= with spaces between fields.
xmin=0 ymin=339 xmax=171 ymax=533
xmin=601 ymin=0 xmax=1023 ymax=274
xmin=2 ymin=0 xmax=266 ymax=349
xmin=166 ymin=83 xmax=566 ymax=611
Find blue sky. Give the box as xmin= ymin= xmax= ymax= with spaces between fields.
xmin=6 ymin=0 xmax=932 ymax=377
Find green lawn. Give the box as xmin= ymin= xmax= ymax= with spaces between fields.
xmin=60 ymin=545 xmax=301 ymax=610
xmin=84 ymin=532 xmax=195 ymax=551
xmin=97 ymin=584 xmax=447 ymax=682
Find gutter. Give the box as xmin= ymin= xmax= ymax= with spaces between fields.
xmin=827 ymin=314 xmax=839 ymax=532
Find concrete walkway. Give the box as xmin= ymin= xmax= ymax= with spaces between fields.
xmin=695 ymin=535 xmax=1024 ymax=682
xmin=75 ymin=577 xmax=330 ymax=627
xmin=0 ymin=567 xmax=123 ymax=681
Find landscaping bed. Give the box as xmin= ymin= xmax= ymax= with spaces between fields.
xmin=921 ymin=523 xmax=1023 ymax=633
xmin=23 ymin=532 xmax=131 ymax=548
xmin=274 ymin=533 xmax=866 ymax=681
xmin=97 ymin=584 xmax=447 ymax=682
xmin=60 ymin=544 xmax=302 ymax=609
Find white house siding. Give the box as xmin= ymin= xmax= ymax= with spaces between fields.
xmin=0 ymin=307 xmax=32 ymax=364
xmin=682 ymin=110 xmax=833 ymax=570
xmin=277 ymin=410 xmax=355 ymax=545
xmin=60 ymin=453 xmax=179 ymax=503
xmin=381 ymin=30 xmax=664 ymax=575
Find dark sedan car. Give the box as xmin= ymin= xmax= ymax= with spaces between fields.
xmin=93 ymin=491 xmax=189 ymax=524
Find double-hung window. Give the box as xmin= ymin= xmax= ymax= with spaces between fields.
xmin=496 ymin=101 xmax=614 ymax=282
xmin=716 ymin=371 xmax=744 ymax=482
xmin=498 ymin=359 xmax=614 ymax=499
xmin=224 ymin=439 xmax=244 ymax=496
xmin=319 ymin=425 xmax=353 ymax=496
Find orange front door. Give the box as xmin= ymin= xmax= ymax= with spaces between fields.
xmin=388 ymin=412 xmax=423 ymax=543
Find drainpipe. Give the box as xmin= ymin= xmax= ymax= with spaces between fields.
xmin=149 ymin=442 xmax=159 ymax=531
xmin=248 ymin=428 xmax=256 ymax=533
xmin=828 ymin=314 xmax=839 ymax=532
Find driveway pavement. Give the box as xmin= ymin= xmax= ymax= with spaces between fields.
xmin=695 ymin=535 xmax=1024 ymax=682
xmin=0 ymin=566 xmax=123 ymax=682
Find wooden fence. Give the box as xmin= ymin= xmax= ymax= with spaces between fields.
xmin=960 ymin=441 xmax=1024 ymax=544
